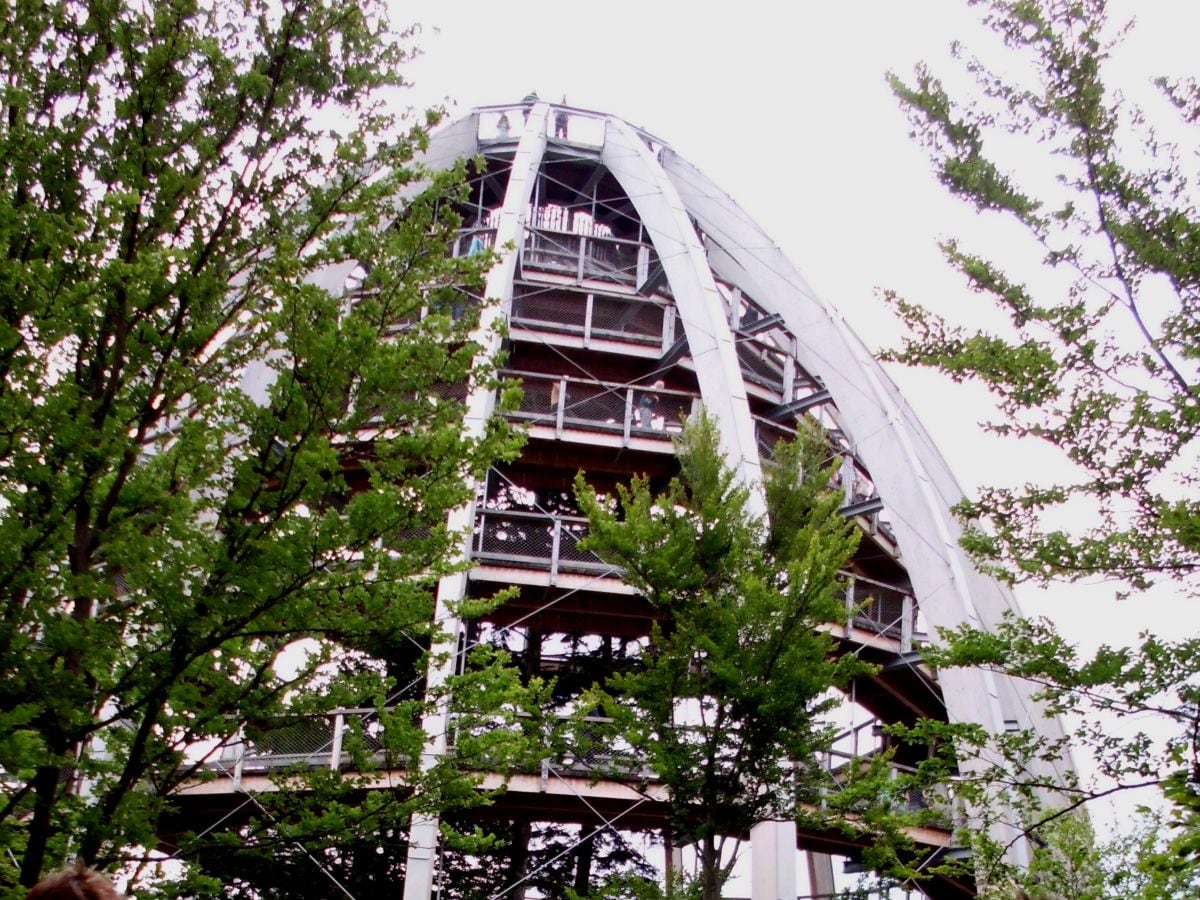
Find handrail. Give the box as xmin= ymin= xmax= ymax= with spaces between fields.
xmin=471 ymin=507 xmax=613 ymax=578
xmin=208 ymin=707 xmax=953 ymax=829
xmin=503 ymin=370 xmax=696 ymax=445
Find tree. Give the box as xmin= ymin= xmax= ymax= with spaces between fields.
xmin=885 ymin=0 xmax=1200 ymax=888
xmin=0 ymin=1 xmax=529 ymax=895
xmin=574 ymin=414 xmax=876 ymax=900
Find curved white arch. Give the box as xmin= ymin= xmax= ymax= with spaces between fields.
xmin=601 ymin=120 xmax=766 ymax=516
xmin=660 ymin=149 xmax=1073 ymax=855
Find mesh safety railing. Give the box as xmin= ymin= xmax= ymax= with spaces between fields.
xmin=812 ymin=721 xmax=951 ymax=824
xmin=522 ymin=228 xmax=657 ymax=288
xmin=846 ymin=574 xmax=920 ymax=649
xmin=452 ymin=228 xmax=498 ymax=258
xmin=510 ymin=287 xmax=668 ymax=346
xmin=471 ymin=508 xmax=612 ymax=576
xmin=220 ymin=708 xmax=387 ymax=773
xmin=506 ymin=371 xmax=694 ymax=440
xmin=737 ymin=338 xmax=787 ymax=395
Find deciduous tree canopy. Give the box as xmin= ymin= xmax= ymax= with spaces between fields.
xmin=0 ymin=1 xmax=527 ymax=895
xmin=887 ymin=0 xmax=1200 ymax=892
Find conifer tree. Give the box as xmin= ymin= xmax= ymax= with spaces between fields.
xmin=576 ymin=414 xmax=870 ymax=900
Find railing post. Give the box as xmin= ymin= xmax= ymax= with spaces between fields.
xmin=576 ymin=236 xmax=587 ymax=282
xmin=901 ymin=593 xmax=914 ymax=654
xmin=623 ymin=388 xmax=633 ymax=446
xmin=232 ymin=727 xmax=245 ymax=792
xmin=820 ymin=751 xmax=830 ymax=811
xmin=555 ymin=377 xmax=566 ymax=438
xmin=583 ymin=292 xmax=594 ymax=348
xmin=550 ymin=519 xmax=562 ymax=585
xmin=845 ymin=575 xmax=856 ymax=633
xmin=661 ymin=305 xmax=674 ymax=354
xmin=329 ymin=710 xmax=345 ymax=771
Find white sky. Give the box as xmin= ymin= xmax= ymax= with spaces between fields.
xmin=389 ymin=0 xmax=1199 ymax=872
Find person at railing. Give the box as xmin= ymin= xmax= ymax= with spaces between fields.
xmin=521 ymin=90 xmax=538 ymax=122
xmin=636 ymin=379 xmax=665 ymax=429
xmin=496 ymin=112 xmax=511 ymax=139
xmin=554 ymin=97 xmax=569 ymax=139
xmin=466 ymin=218 xmax=486 ymax=257
xmin=549 ymin=375 xmax=565 ymax=413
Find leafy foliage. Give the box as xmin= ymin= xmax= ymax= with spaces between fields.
xmin=0 ymin=0 xmax=529 ymax=895
xmin=575 ymin=414 xmax=875 ymax=900
xmin=886 ymin=0 xmax=1198 ymax=588
xmin=887 ymin=0 xmax=1200 ymax=891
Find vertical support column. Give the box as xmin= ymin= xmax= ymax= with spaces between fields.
xmin=623 ymin=389 xmax=633 ymax=446
xmin=402 ymin=104 xmax=550 ymax=900
xmin=750 ymin=820 xmax=796 ymax=900
xmin=901 ymin=593 xmax=914 ymax=654
xmin=663 ymin=831 xmax=683 ymax=897
xmin=549 ymin=519 xmax=562 ymax=585
xmin=329 ymin=710 xmax=344 ymax=771
xmin=661 ymin=305 xmax=675 ymax=354
xmin=231 ymin=728 xmax=245 ymax=793
xmin=555 ymin=377 xmax=566 ymax=438
xmin=805 ymin=851 xmax=836 ymax=899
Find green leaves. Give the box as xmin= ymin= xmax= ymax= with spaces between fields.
xmin=0 ymin=0 xmax=521 ymax=893
xmin=576 ymin=413 xmax=877 ymax=899
xmin=887 ymin=1 xmax=1200 ymax=892
xmin=888 ymin=0 xmax=1198 ymax=588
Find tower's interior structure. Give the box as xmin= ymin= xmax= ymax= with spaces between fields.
xmin=175 ymin=101 xmax=1072 ymax=899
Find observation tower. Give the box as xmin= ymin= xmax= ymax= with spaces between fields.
xmin=179 ymin=100 xmax=1072 ymax=898
xmin=396 ymin=99 xmax=1071 ymax=899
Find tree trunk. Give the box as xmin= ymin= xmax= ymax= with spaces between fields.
xmin=20 ymin=763 xmax=64 ymax=886
xmin=503 ymin=820 xmax=532 ymax=900
xmin=573 ymin=829 xmax=595 ymax=895
xmin=700 ymin=833 xmax=722 ymax=900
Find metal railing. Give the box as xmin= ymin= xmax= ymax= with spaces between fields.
xmin=216 ymin=708 xmax=388 ymax=784
xmin=471 ymin=507 xmax=612 ymax=578
xmin=475 ymin=103 xmax=610 ymax=149
xmin=451 ymin=228 xmax=498 ymax=258
xmin=214 ymin=707 xmax=949 ymax=823
xmin=815 ymin=726 xmax=952 ymax=823
xmin=754 ymin=416 xmax=900 ymax=551
xmin=510 ymin=286 xmax=671 ymax=347
xmin=521 ymin=227 xmax=660 ymax=291
xmin=846 ymin=573 xmax=921 ymax=651
xmin=737 ymin=338 xmax=788 ymax=395
xmin=505 ymin=370 xmax=696 ymax=445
